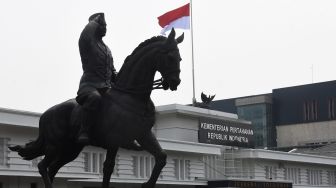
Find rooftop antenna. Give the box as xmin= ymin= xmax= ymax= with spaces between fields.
xmin=311 ymin=64 xmax=314 ymax=83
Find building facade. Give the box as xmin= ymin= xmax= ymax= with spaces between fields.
xmin=0 ymin=105 xmax=336 ymax=188
xmin=211 ymin=95 xmax=275 ymax=149
xmin=211 ymin=80 xmax=336 ymax=149
xmin=273 ymin=80 xmax=336 ymax=148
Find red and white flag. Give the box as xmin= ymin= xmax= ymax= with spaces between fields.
xmin=158 ymin=3 xmax=190 ymax=35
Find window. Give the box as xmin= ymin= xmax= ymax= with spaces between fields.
xmin=311 ymin=100 xmax=318 ymax=120
xmin=92 ymin=153 xmax=97 ymax=172
xmin=133 ymin=155 xmax=154 ymax=178
xmin=0 ymin=138 xmax=9 ymax=166
xmin=328 ymin=98 xmax=335 ymax=119
xmin=237 ymin=104 xmax=270 ymax=148
xmin=30 ymin=183 xmax=37 ymax=188
xmin=265 ymin=166 xmax=277 ymax=180
xmin=328 ymin=170 xmax=336 ymax=185
xmin=174 ymin=159 xmax=190 ymax=180
xmin=303 ymin=101 xmax=309 ymax=121
xmin=83 ymin=151 xmax=106 ymax=173
xmin=99 ymin=153 xmax=105 ymax=174
xmin=83 ymin=152 xmax=90 ymax=172
xmin=284 ymin=167 xmax=301 ymax=184
xmin=303 ymin=100 xmax=318 ymax=121
xmin=307 ymin=169 xmax=322 ymax=185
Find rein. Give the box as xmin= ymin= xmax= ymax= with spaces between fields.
xmin=113 ymin=35 xmax=181 ymax=95
xmin=112 ymin=78 xmax=164 ymax=95
xmin=153 ymin=78 xmax=164 ymax=90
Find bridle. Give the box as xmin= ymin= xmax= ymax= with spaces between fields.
xmin=113 ymin=42 xmax=181 ymax=94
xmin=154 ymin=59 xmax=181 ymax=90
xmin=112 ymin=77 xmax=164 ymax=95
xmin=152 ymin=78 xmax=164 ymax=90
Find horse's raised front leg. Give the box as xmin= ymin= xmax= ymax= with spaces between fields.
xmin=102 ymin=147 xmax=119 ymax=188
xmin=137 ymin=131 xmax=167 ymax=188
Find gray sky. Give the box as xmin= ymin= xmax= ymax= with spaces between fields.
xmin=1 ymin=0 xmax=336 ymax=113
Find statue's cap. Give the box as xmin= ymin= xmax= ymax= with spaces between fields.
xmin=88 ymin=13 xmax=105 ymax=22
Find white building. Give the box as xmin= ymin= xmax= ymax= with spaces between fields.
xmin=0 ymin=104 xmax=336 ymax=188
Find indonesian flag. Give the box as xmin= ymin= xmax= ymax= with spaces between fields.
xmin=158 ymin=3 xmax=190 ymax=35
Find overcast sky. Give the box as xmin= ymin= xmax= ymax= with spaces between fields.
xmin=1 ymin=0 xmax=336 ymax=113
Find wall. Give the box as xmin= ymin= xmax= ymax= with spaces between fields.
xmin=276 ymin=120 xmax=336 ymax=147
xmin=0 ymin=121 xmax=208 ymax=188
xmin=154 ymin=114 xmax=199 ymax=143
xmin=203 ymin=149 xmax=336 ymax=188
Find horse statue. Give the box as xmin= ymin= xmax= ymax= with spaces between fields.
xmin=9 ymin=28 xmax=184 ymax=188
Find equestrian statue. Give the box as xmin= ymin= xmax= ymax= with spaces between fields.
xmin=9 ymin=13 xmax=184 ymax=188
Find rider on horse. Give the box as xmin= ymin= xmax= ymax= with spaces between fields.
xmin=9 ymin=22 xmax=184 ymax=188
xmin=76 ymin=13 xmax=117 ymax=144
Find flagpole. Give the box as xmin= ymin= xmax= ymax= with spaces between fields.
xmin=189 ymin=0 xmax=197 ymax=106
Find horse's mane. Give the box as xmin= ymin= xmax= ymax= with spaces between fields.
xmin=117 ymin=36 xmax=167 ymax=79
xmin=129 ymin=35 xmax=167 ymax=57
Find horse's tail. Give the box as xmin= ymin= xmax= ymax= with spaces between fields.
xmin=8 ymin=110 xmax=49 ymax=160
xmin=9 ymin=135 xmax=45 ymax=160
xmin=9 ymin=99 xmax=79 ymax=161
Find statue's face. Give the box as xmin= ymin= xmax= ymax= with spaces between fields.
xmin=96 ymin=16 xmax=107 ymax=37
xmin=97 ymin=24 xmax=107 ymax=37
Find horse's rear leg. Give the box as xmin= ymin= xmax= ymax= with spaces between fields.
xmin=48 ymin=145 xmax=84 ymax=183
xmin=102 ymin=147 xmax=118 ymax=188
xmin=47 ymin=156 xmax=61 ymax=184
xmin=137 ymin=132 xmax=167 ymax=188
xmin=38 ymin=147 xmax=57 ymax=188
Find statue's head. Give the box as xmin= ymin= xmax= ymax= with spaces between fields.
xmin=89 ymin=13 xmax=107 ymax=37
xmin=158 ymin=28 xmax=184 ymax=91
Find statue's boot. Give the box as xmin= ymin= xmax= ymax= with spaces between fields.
xmin=77 ymin=109 xmax=93 ymax=144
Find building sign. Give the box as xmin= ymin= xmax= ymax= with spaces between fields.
xmin=198 ymin=117 xmax=254 ymax=148
xmin=208 ymin=180 xmax=292 ymax=188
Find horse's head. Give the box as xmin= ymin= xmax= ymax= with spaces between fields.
xmin=115 ymin=29 xmax=184 ymax=96
xmin=157 ymin=28 xmax=184 ymax=91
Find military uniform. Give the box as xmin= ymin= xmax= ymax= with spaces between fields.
xmin=76 ymin=13 xmax=116 ymax=144
xmin=77 ymin=17 xmax=116 ymax=100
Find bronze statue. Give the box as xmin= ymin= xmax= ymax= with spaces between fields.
xmin=9 ymin=15 xmax=184 ymax=188
xmin=76 ymin=13 xmax=117 ymax=144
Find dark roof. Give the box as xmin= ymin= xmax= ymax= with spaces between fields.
xmin=273 ymin=80 xmax=336 ymax=92
xmin=210 ymin=98 xmax=237 ymax=114
xmin=210 ymin=93 xmax=271 ymax=113
xmin=273 ymin=80 xmax=336 ymax=125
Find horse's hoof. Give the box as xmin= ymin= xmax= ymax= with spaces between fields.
xmin=141 ymin=182 xmax=153 ymax=188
